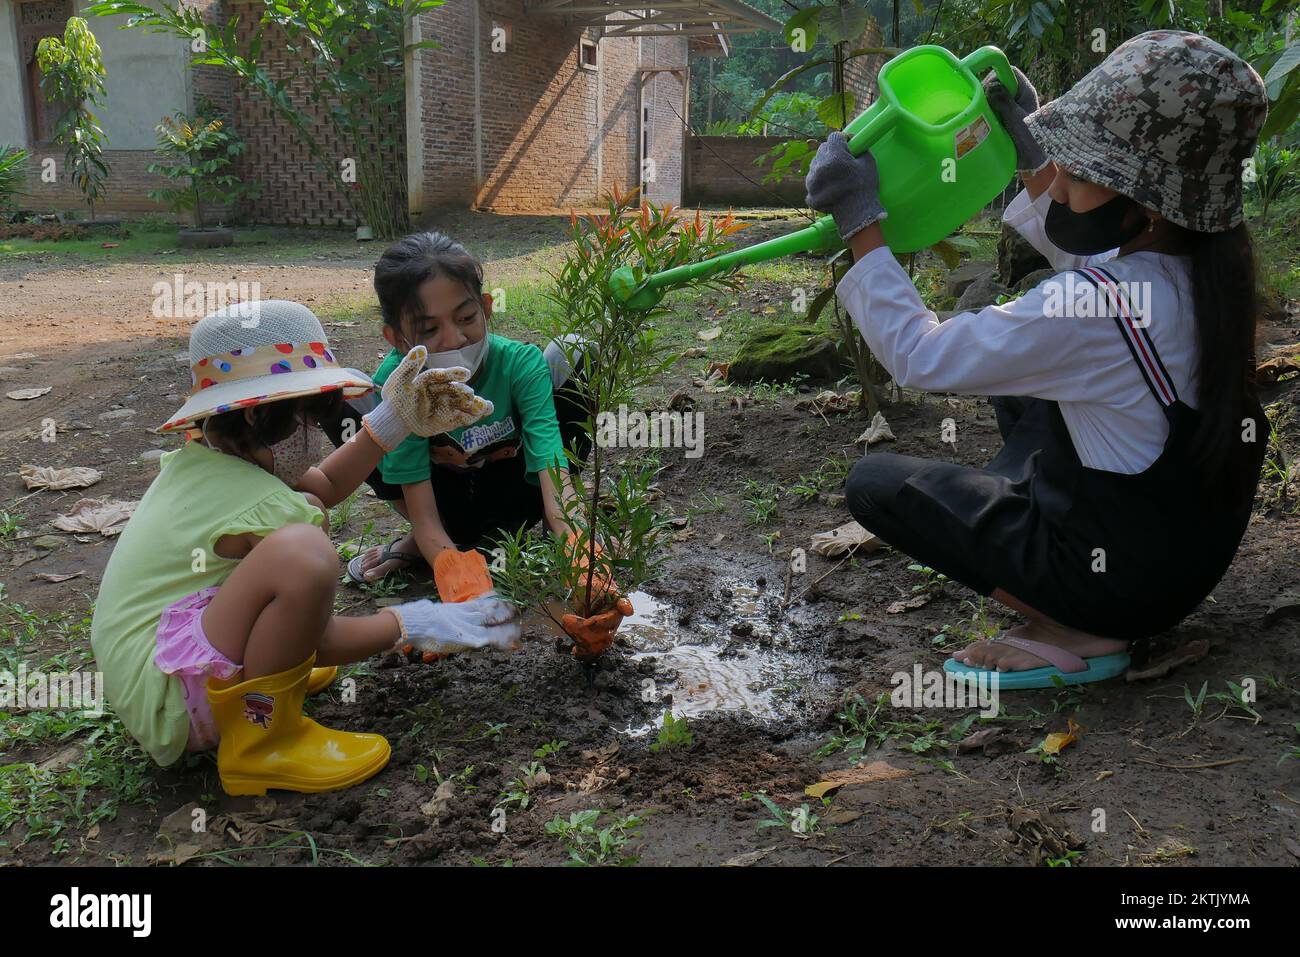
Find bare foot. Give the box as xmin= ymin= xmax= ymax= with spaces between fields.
xmin=952 ymin=619 xmax=1127 ymax=673
xmin=354 ymin=533 xmax=420 ymax=582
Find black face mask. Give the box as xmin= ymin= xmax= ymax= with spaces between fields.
xmin=1044 ymin=194 xmax=1147 ymax=256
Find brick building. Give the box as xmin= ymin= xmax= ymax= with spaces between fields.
xmin=0 ymin=0 xmax=780 ymax=225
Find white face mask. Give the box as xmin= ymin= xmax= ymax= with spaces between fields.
xmin=422 ymin=332 xmax=491 ymax=378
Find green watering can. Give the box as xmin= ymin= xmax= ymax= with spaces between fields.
xmin=610 ymin=45 xmax=1021 ymax=310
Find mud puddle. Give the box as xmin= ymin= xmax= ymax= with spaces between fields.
xmin=619 ymin=581 xmax=831 ymax=735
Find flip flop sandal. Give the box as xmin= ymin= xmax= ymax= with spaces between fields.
xmin=943 ymin=635 xmax=1131 ymax=690
xmin=347 ymin=537 xmax=426 ymax=585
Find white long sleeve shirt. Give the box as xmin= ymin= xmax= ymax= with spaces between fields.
xmin=835 ymin=188 xmax=1200 ymax=474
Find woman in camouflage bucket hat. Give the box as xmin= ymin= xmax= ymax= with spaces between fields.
xmin=805 ymin=31 xmax=1271 ymax=687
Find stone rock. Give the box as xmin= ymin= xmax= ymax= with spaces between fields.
xmin=1015 ymin=266 xmax=1058 ymax=294
xmin=98 ymin=408 xmax=136 ymax=420
xmin=946 ymin=260 xmax=996 ymax=299
xmin=997 ymin=221 xmax=1050 ymax=287
xmin=728 ymin=324 xmax=850 ymax=385
xmin=954 ymin=273 xmax=1010 ymax=313
xmin=140 ymin=449 xmax=166 ymax=463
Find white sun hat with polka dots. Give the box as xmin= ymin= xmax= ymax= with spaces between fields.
xmin=160 ymin=300 xmax=374 ymax=433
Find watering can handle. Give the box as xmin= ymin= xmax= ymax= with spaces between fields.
xmin=961 ymin=45 xmax=1018 ymax=98
xmin=844 ymin=102 xmax=896 ymax=157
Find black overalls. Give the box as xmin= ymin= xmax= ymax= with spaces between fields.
xmin=846 ymin=266 xmax=1265 ymax=642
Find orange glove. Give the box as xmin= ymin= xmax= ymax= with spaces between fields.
xmin=563 ymin=596 xmax=634 ymax=662
xmin=563 ymin=531 xmax=631 ymax=660
xmin=400 ymin=549 xmax=495 ymax=663
xmin=434 ymin=548 xmax=494 ymax=603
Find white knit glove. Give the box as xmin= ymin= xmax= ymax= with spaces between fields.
xmin=361 ymin=346 xmax=494 ymax=451
xmin=383 ymin=594 xmax=522 ymax=656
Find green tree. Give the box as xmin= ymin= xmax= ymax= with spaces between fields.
xmin=36 ymin=17 xmax=111 ymax=220
xmin=147 ymin=106 xmax=258 ymax=229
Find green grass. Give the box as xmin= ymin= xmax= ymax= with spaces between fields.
xmin=0 ymin=222 xmax=375 ymax=263
xmin=1251 ymin=197 xmax=1300 ymax=307
xmin=0 ymin=595 xmax=160 ymax=852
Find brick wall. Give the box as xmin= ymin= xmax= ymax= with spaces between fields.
xmin=843 ymin=17 xmax=885 ymax=111
xmin=15 ymin=148 xmax=181 ymax=217
xmin=413 ymin=1 xmax=685 ymax=215
xmin=227 ymin=0 xmax=405 ymax=227
xmin=684 ymin=135 xmax=803 ymax=206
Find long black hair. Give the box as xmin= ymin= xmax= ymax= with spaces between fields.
xmin=1173 ymin=220 xmax=1262 ymax=498
xmin=372 ymin=232 xmax=484 ymax=333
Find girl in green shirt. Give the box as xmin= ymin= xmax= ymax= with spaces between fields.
xmin=326 ymin=232 xmax=632 ymax=659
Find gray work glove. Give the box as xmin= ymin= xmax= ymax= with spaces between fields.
xmin=804 ymin=131 xmax=886 ymax=242
xmin=983 ymin=65 xmax=1049 ymax=174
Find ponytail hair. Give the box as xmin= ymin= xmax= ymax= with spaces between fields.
xmin=1175 ymin=221 xmax=1261 ymax=498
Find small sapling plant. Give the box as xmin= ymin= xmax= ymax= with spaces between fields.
xmin=490 ymin=188 xmax=745 ymax=662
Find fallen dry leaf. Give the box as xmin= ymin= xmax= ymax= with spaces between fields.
xmin=20 ymin=464 xmax=103 ymax=491
xmin=957 ymin=727 xmax=1004 ymax=753
xmin=419 ymin=779 xmax=456 ymax=819
xmin=6 ymin=386 xmax=51 ymax=400
xmin=722 ymin=848 xmax=773 ymax=867
xmin=697 ymin=325 xmax=722 ymax=341
xmin=1041 ymin=718 xmax=1083 ymax=756
xmin=1095 ymin=770 xmax=1114 ymax=782
xmin=810 ymin=520 xmax=881 ymax=558
xmin=32 ymin=570 xmax=84 ymax=583
xmin=804 ymin=761 xmax=912 ymax=798
xmin=52 ymin=498 xmax=137 ymax=537
xmin=681 ymin=346 xmax=708 ymax=358
xmin=1256 ymin=354 xmax=1300 ymax=386
xmin=887 ymin=595 xmax=931 ymax=614
xmin=581 ymin=741 xmax=620 ymax=764
xmin=796 ymin=389 xmax=861 ymax=416
xmin=856 ymin=411 xmax=896 ymax=446
xmin=1262 ymin=589 xmax=1300 ymax=627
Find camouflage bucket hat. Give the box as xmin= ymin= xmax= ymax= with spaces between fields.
xmin=1024 ymin=30 xmax=1268 ymax=232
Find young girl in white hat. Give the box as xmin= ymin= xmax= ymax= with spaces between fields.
xmin=91 ymin=299 xmax=518 ymax=796
xmin=805 ymin=31 xmax=1270 ymax=688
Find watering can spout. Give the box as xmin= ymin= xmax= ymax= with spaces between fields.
xmin=609 ymin=216 xmax=843 ymax=310
xmin=608 ymin=44 xmax=1021 ymax=309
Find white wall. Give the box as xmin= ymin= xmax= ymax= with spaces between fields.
xmin=80 ymin=0 xmax=191 ymax=149
xmin=0 ymin=1 xmax=191 ymax=150
xmin=0 ymin=1 xmax=28 ymax=146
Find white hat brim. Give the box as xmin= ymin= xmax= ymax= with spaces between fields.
xmin=161 ymin=367 xmax=375 ymax=432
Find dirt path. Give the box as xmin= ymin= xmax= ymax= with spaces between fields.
xmin=2 ymin=234 xmax=1298 ymax=867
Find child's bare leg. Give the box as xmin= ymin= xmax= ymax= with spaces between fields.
xmin=202 ymin=523 xmax=340 ymax=679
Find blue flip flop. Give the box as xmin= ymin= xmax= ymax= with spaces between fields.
xmin=943 ymin=635 xmax=1130 ymax=690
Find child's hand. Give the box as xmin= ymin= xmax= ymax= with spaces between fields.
xmin=362 ymin=347 xmax=494 ymax=450
xmin=384 ymin=595 xmax=522 ymax=657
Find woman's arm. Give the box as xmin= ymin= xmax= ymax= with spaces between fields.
xmin=402 ymin=478 xmax=458 ymax=565
xmin=540 ymin=465 xmax=580 ymax=540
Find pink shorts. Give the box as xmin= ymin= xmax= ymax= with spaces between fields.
xmin=154 ymin=587 xmax=241 ymax=753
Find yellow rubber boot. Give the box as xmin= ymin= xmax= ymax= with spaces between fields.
xmin=207 ymin=654 xmax=389 ymax=796
xmin=306 ymin=665 xmax=338 ymax=696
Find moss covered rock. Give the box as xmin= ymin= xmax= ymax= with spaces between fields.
xmin=728 ymin=324 xmax=850 ymax=385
